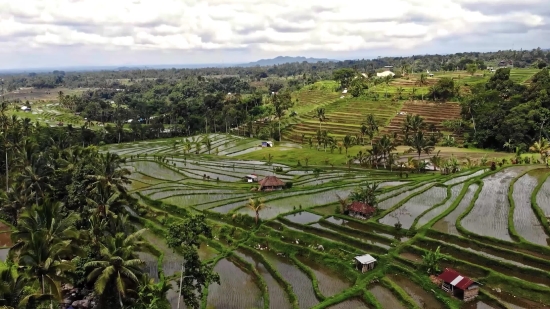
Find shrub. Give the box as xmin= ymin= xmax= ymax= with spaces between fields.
xmin=285 ymin=181 xmax=293 ymax=189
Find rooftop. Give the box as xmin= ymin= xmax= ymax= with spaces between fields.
xmin=348 ymin=201 xmax=376 ymax=215
xmin=437 ymin=268 xmax=476 ymax=290
xmin=355 ymin=254 xmax=376 ymax=264
xmin=258 ymin=175 xmax=285 ymax=187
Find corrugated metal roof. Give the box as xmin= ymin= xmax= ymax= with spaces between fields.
xmin=355 ymin=254 xmax=376 ymax=264
xmin=437 ymin=268 xmax=475 ymax=290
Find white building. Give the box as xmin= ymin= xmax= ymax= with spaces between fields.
xmin=376 ymin=71 xmax=395 ymax=78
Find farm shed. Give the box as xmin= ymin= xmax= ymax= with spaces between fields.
xmin=258 ymin=176 xmax=285 ymax=191
xmin=245 ymin=174 xmax=258 ymax=183
xmin=437 ymin=268 xmax=479 ymax=302
xmin=261 ymin=141 xmax=273 ymax=147
xmin=347 ymin=201 xmax=376 ymax=219
xmin=376 ymin=71 xmax=395 ymax=78
xmin=354 ymin=254 xmax=376 ymax=273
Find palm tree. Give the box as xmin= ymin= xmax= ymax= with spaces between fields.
xmin=183 ymin=140 xmax=192 ymax=155
xmin=335 ymin=194 xmax=348 ymax=213
xmin=429 ymin=150 xmax=442 ymax=171
xmin=316 ymin=108 xmax=326 ymax=131
xmin=246 ymin=198 xmax=267 ymax=225
xmin=396 ymin=87 xmax=404 ymax=100
xmin=343 ymin=135 xmax=354 ymax=155
xmin=365 ymin=114 xmax=378 ymax=147
xmin=360 ymin=124 xmax=368 ymax=145
xmin=529 ymin=138 xmax=550 ymax=160
xmin=408 ymin=131 xmax=434 ymax=160
xmin=0 ymin=262 xmax=54 ymax=308
xmin=86 ymin=152 xmax=131 ymax=195
xmin=202 ymin=136 xmax=212 ymax=154
xmin=503 ymin=139 xmax=514 ymax=152
xmin=18 ymin=230 xmax=73 ymax=301
xmin=86 ymin=228 xmax=146 ymax=308
xmin=10 ymin=200 xmax=80 ymax=255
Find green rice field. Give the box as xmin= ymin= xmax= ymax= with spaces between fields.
xmin=101 ymin=134 xmax=550 ymax=309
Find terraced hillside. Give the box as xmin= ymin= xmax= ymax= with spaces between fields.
xmin=379 ymin=101 xmax=463 ymax=141
xmin=98 ymin=135 xmax=550 ymax=309
xmin=283 ymin=98 xmax=401 ymax=143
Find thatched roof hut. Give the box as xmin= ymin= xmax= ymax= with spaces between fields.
xmin=258 ymin=176 xmax=285 ymax=191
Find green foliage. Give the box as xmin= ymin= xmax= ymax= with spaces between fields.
xmin=421 ymin=245 xmax=444 ymax=274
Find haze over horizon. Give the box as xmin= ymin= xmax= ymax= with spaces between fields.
xmin=0 ymin=0 xmax=548 ymax=70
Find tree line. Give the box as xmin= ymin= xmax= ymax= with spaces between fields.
xmin=0 ymin=105 xmax=217 ymax=308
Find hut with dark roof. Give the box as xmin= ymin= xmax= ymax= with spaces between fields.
xmin=347 ymin=201 xmax=376 ymax=219
xmin=437 ymin=268 xmax=479 ymax=302
xmin=258 ymin=176 xmax=285 ymax=191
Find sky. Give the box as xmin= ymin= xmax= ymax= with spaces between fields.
xmin=0 ymin=0 xmax=548 ymax=69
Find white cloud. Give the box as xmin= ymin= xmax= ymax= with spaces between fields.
xmin=0 ymin=0 xmax=547 ymax=68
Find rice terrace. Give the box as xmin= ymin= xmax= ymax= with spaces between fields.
xmin=102 ymin=126 xmax=550 ymax=309
xmin=2 ymin=50 xmax=550 ymax=309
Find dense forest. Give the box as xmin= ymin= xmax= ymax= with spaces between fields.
xmin=0 ymin=104 xmax=218 ymax=308
xmin=1 ymin=49 xmax=548 ymax=90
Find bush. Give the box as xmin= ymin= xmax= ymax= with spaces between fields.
xmin=285 ymin=181 xmax=293 ymax=189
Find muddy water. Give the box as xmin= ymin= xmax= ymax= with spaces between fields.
xmin=296 ymin=256 xmax=351 ymax=297
xmin=536 ymin=173 xmax=550 ymax=215
xmin=234 ymin=250 xmax=292 ymax=309
xmin=380 ymin=186 xmax=448 ymax=229
xmin=317 ymin=222 xmax=392 ymax=249
xmin=387 ymin=273 xmax=445 ymax=309
xmin=461 ymin=301 xmax=497 ymax=309
xmin=433 ymin=184 xmax=479 ymax=234
xmin=0 ymin=248 xmax=8 ymax=261
xmin=262 ymin=251 xmax=319 ymax=309
xmin=512 ymin=173 xmax=549 ymax=246
xmin=416 ymin=184 xmax=465 ymax=228
xmin=138 ymin=251 xmax=159 ymax=281
xmin=324 ymin=217 xmax=397 ymax=240
xmin=327 ymin=298 xmax=370 ymax=309
xmin=462 ymin=167 xmax=529 ymax=241
xmin=0 ymin=232 xmax=13 ymax=247
xmin=378 ymin=183 xmax=432 ymax=210
xmin=284 ymin=212 xmax=323 ymax=224
xmin=399 ymin=252 xmax=422 ymax=263
xmin=491 ymin=289 xmax=550 ymax=309
xmin=368 ymin=285 xmax=406 ymax=309
xmin=207 ymin=258 xmax=264 ymax=309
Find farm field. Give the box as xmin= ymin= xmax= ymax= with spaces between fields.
xmin=99 ymin=134 xmax=550 ymax=309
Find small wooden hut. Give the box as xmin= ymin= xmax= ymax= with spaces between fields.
xmin=437 ymin=268 xmax=479 ymax=302
xmin=354 ymin=254 xmax=376 ymax=273
xmin=258 ymin=176 xmax=285 ymax=191
xmin=244 ymin=174 xmax=258 ymax=182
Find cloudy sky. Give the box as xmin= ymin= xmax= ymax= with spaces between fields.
xmin=0 ymin=0 xmax=548 ymax=69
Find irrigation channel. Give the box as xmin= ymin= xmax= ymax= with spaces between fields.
xmin=93 ymin=136 xmax=550 ymax=308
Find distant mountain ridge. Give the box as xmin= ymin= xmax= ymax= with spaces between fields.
xmin=240 ymin=56 xmax=337 ymax=67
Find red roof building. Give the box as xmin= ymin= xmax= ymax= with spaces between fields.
xmin=347 ymin=201 xmax=376 ymax=219
xmin=437 ymin=268 xmax=479 ymax=302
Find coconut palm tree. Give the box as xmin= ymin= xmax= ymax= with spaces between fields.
xmin=335 ymin=194 xmax=348 ymax=213
xmin=429 ymin=150 xmax=442 ymax=171
xmin=202 ymin=136 xmax=212 ymax=154
xmin=529 ymin=138 xmax=550 ymax=160
xmin=10 ymin=200 xmax=80 ymax=256
xmin=17 ymin=230 xmax=73 ymax=302
xmin=86 ymin=227 xmax=146 ymax=307
xmin=316 ymin=108 xmax=326 ymax=131
xmin=343 ymin=135 xmax=354 ymax=155
xmin=18 ymin=157 xmax=53 ymax=206
xmin=246 ymin=198 xmax=267 ymax=225
xmin=86 ymin=152 xmax=131 ymax=195
xmin=0 ymin=262 xmax=54 ymax=308
xmin=364 ymin=114 xmax=378 ymax=147
xmin=407 ymin=131 xmax=434 ymax=160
